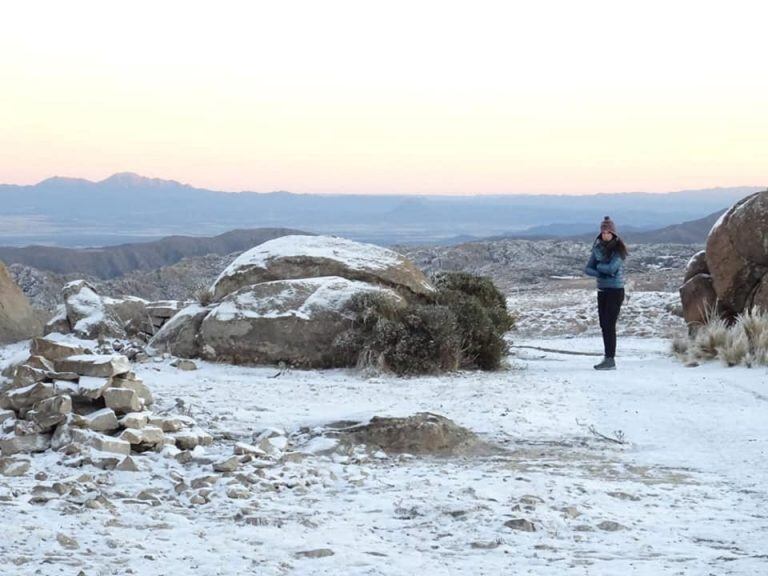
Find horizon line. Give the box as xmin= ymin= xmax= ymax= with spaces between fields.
xmin=1 ymin=171 xmax=764 ymax=198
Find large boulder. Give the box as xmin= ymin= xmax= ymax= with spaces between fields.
xmin=209 ymin=235 xmax=435 ymax=302
xmin=0 ymin=261 xmax=42 ymax=344
xmin=148 ymin=303 xmax=210 ymax=358
xmin=199 ymin=276 xmax=404 ymax=366
xmin=705 ymin=190 xmax=768 ymax=316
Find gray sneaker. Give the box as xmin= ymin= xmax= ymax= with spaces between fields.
xmin=593 ymin=357 xmax=616 ymax=370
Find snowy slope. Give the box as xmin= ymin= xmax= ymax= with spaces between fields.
xmin=0 ymin=333 xmax=766 ymax=575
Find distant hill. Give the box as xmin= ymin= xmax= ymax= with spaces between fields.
xmin=628 ymin=210 xmax=725 ymax=244
xmin=0 ymin=172 xmax=761 ymax=246
xmin=0 ymin=228 xmax=307 ymax=279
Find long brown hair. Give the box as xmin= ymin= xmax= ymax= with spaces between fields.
xmin=596 ymin=234 xmax=629 ymax=260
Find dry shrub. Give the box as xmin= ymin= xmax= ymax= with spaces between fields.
xmin=333 ymin=272 xmax=514 ymax=375
xmin=691 ymin=315 xmax=729 ymax=360
xmin=719 ymin=325 xmax=749 ymax=366
xmin=670 ymin=334 xmax=689 ymax=358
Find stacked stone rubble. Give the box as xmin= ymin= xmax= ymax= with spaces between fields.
xmin=0 ymin=336 xmax=211 ymax=469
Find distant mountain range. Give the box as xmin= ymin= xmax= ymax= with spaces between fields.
xmin=0 ymin=172 xmax=761 ymax=246
xmin=0 ymin=228 xmax=306 ymax=279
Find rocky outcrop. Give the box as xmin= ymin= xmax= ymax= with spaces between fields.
xmin=209 ymin=235 xmax=435 ymax=302
xmin=680 ymin=190 xmax=768 ymax=329
xmin=325 ymin=413 xmax=485 ymax=456
xmin=150 ymin=236 xmax=427 ymax=368
xmin=0 ymin=260 xmax=42 ymax=344
xmin=48 ymin=280 xmax=191 ymax=343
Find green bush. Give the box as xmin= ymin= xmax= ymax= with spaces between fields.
xmin=333 ymin=273 xmax=515 ymax=375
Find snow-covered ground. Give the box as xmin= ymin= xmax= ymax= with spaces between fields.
xmin=1 ymin=325 xmax=766 ymax=575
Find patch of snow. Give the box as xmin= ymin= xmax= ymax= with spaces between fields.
xmin=216 ymin=235 xmax=405 ymax=282
xmin=209 ymin=276 xmax=399 ymax=321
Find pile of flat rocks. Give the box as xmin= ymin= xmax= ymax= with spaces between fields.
xmin=145 ymin=300 xmax=192 ymax=337
xmin=0 ymin=335 xmax=211 ymax=472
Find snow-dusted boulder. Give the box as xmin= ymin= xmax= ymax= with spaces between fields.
xmin=199 ymin=276 xmax=404 ymax=367
xmin=209 ymin=235 xmax=435 ymax=302
xmin=706 ymin=190 xmax=768 ymax=316
xmin=0 ymin=261 xmax=42 ymax=344
xmin=680 ymin=189 xmax=768 ymax=329
xmin=62 ymin=280 xmax=126 ymax=340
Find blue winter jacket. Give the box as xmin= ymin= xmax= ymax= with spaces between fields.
xmin=584 ymin=241 xmax=625 ymax=289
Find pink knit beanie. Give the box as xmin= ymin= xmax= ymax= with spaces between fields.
xmin=600 ymin=216 xmax=617 ymax=235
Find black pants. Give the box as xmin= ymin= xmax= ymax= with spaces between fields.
xmin=597 ymin=288 xmax=624 ymax=358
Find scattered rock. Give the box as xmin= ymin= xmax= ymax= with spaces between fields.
xmin=0 ymin=457 xmax=30 ymax=476
xmin=294 ymin=548 xmax=335 ymax=559
xmin=56 ymin=533 xmax=79 ymax=550
xmin=213 ymin=456 xmax=240 ymax=473
xmin=0 ymin=432 xmax=51 ymax=456
xmin=171 ymin=359 xmax=197 ymax=371
xmin=103 ymin=388 xmax=142 ymax=413
xmin=55 ymin=354 xmax=131 ymax=378
xmin=597 ymin=520 xmax=627 ymax=532
xmin=81 ymin=408 xmax=120 ymax=432
xmin=504 ymin=518 xmax=536 ymax=532
xmin=334 ymin=412 xmax=482 ymax=456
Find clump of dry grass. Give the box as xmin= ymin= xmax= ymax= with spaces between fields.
xmin=678 ymin=305 xmax=768 ymax=367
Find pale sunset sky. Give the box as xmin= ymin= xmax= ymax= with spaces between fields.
xmin=1 ymin=0 xmax=766 ymax=195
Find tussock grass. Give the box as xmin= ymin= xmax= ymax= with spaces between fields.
xmin=678 ymin=305 xmax=768 ymax=367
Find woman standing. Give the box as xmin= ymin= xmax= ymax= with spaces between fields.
xmin=584 ymin=216 xmax=628 ymax=370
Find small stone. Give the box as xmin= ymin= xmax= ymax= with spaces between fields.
xmin=116 ymin=455 xmax=140 ymax=472
xmin=561 ymin=506 xmax=581 ymax=519
xmin=0 ymin=432 xmax=51 ymax=456
xmin=147 ymin=416 xmax=185 ymax=433
xmin=111 ymin=375 xmax=153 ymax=406
xmin=597 ymin=520 xmax=627 ymax=532
xmin=119 ymin=426 xmax=165 ymax=450
xmin=234 ymin=442 xmax=267 ymax=457
xmin=226 ymin=486 xmax=250 ymax=499
xmin=470 ymin=540 xmax=501 ymax=550
xmin=82 ymin=408 xmax=119 ymax=432
xmin=69 ymin=428 xmax=131 ymax=456
xmin=89 ymin=453 xmax=121 ymax=470
xmin=76 ymin=377 xmax=111 ymax=400
xmin=0 ymin=410 xmax=14 ymax=425
xmin=29 ymin=395 xmax=72 ymax=430
xmin=213 ymin=456 xmax=239 ymax=473
xmin=56 ymin=533 xmax=79 ymax=550
xmin=103 ymin=388 xmax=142 ymax=414
xmin=171 ymin=359 xmax=197 ymax=371
xmin=504 ymin=518 xmax=536 ymax=532
xmin=0 ymin=457 xmax=30 ymax=477
xmin=119 ymin=412 xmax=150 ymax=429
xmin=1 ymin=382 xmax=56 ymax=411
xmin=295 ymin=549 xmax=334 ymax=559
xmin=11 ymin=365 xmax=48 ymax=388
xmin=25 ymin=355 xmax=55 ymax=372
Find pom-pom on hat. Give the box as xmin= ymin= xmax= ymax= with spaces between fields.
xmin=600 ymin=216 xmax=617 ymax=235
